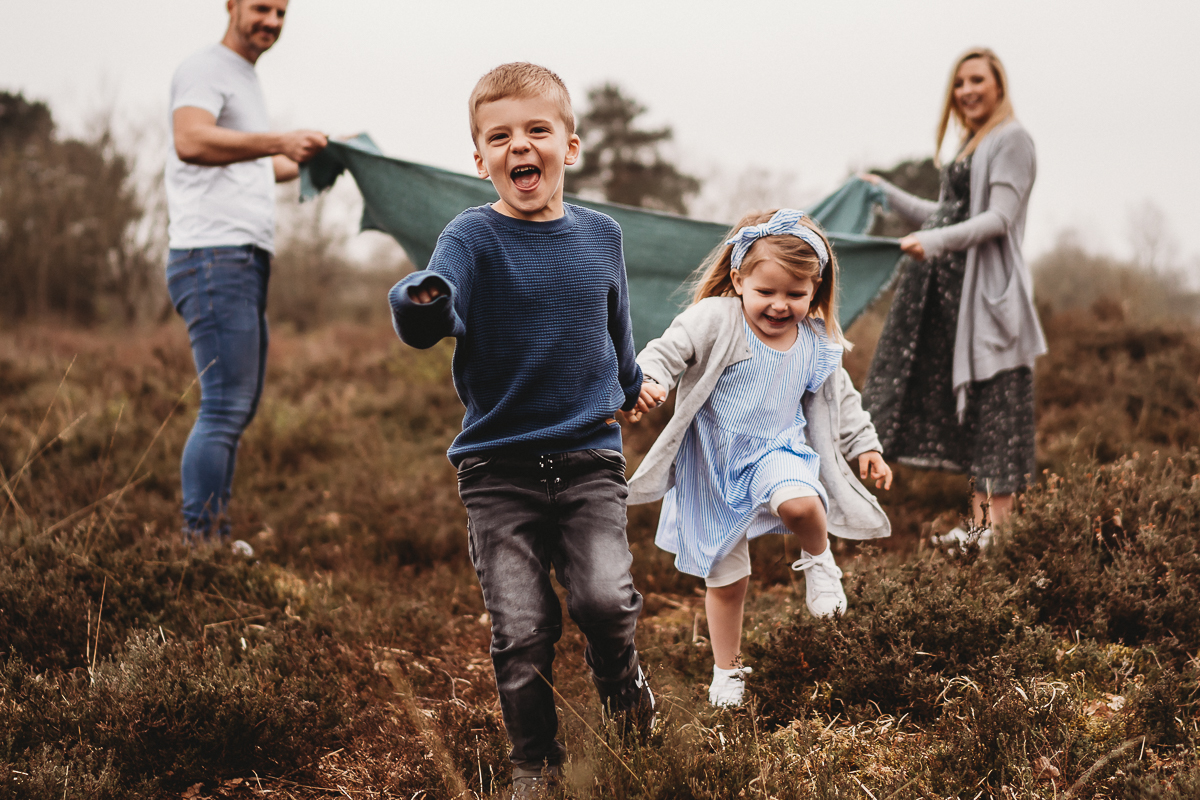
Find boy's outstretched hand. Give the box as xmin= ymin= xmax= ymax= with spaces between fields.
xmin=407 ymin=280 xmax=443 ymax=304
xmin=622 ymin=380 xmax=668 ymax=423
xmin=858 ymin=451 xmax=893 ymax=490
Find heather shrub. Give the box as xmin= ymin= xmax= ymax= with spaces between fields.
xmin=6 ymin=314 xmax=1200 ymax=796
xmin=748 ymin=550 xmax=1055 ymax=723
xmin=999 ymin=451 xmax=1200 ymax=659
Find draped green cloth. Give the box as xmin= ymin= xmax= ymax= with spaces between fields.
xmin=301 ymin=135 xmax=900 ymax=348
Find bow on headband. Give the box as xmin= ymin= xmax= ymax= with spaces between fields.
xmin=725 ymin=209 xmax=830 ymax=274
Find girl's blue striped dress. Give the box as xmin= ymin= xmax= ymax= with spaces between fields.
xmin=655 ymin=317 xmax=843 ymax=578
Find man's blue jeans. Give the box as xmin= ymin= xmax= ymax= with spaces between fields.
xmin=166 ymin=246 xmax=270 ymax=539
xmin=456 ymin=449 xmax=645 ymax=771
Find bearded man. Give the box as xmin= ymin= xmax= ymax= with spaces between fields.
xmin=165 ymin=0 xmax=326 ymax=547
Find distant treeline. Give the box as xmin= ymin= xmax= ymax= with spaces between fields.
xmin=2 ymin=90 xmax=1195 ymax=329
xmin=0 ymin=91 xmax=157 ymax=325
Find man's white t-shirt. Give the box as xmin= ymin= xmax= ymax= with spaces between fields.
xmin=166 ymin=43 xmax=276 ymax=253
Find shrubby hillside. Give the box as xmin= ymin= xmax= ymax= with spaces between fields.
xmin=5 ymin=89 xmax=1200 ymax=800
xmin=4 ymin=290 xmax=1200 ymax=798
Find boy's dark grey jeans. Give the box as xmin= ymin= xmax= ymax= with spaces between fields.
xmin=457 ymin=448 xmax=645 ymax=770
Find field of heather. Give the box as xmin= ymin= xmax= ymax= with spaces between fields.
xmin=4 ymin=304 xmax=1200 ymax=799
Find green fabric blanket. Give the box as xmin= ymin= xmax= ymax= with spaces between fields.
xmin=301 ymin=135 xmax=900 ymax=348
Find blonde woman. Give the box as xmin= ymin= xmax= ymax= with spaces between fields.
xmin=861 ymin=48 xmax=1046 ymax=537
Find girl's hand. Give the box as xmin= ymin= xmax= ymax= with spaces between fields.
xmin=899 ymin=234 xmax=926 ymax=261
xmin=857 ymin=172 xmax=881 ymax=186
xmin=622 ymin=380 xmax=668 ymax=423
xmin=858 ymin=451 xmax=894 ymax=490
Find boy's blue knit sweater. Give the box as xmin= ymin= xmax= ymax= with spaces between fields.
xmin=388 ymin=203 xmax=644 ymax=466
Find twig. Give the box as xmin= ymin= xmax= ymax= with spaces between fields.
xmin=80 ymin=402 xmax=124 ymax=552
xmin=537 ymin=669 xmax=647 ymax=793
xmin=89 ymin=577 xmax=106 ymax=678
xmin=43 ymin=477 xmax=149 ymax=536
xmin=0 ymin=413 xmax=89 ymax=524
xmin=751 ymin=699 xmax=770 ymax=798
xmin=881 ymin=775 xmax=920 ymax=800
xmin=1063 ymin=737 xmax=1143 ymax=798
xmin=262 ymin=776 xmax=344 ymax=794
xmin=0 ymin=458 xmax=29 ymax=524
xmin=851 ymin=774 xmax=880 ymax=800
xmin=1 ymin=355 xmax=75 ymax=526
xmin=88 ymin=361 xmax=211 ymax=556
xmin=203 ymin=614 xmax=267 ymax=629
xmin=381 ymin=662 xmax=469 ymax=798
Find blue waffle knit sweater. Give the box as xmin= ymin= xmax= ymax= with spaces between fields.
xmin=388 ymin=203 xmax=644 ymax=466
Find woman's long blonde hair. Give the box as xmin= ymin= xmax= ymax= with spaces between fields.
xmin=935 ymin=48 xmax=1015 ymax=165
xmin=690 ymin=209 xmax=848 ymax=348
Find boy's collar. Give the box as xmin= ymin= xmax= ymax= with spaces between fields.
xmin=481 ymin=202 xmax=576 ymax=231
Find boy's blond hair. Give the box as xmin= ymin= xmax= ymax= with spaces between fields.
xmin=468 ymin=62 xmax=575 ymax=144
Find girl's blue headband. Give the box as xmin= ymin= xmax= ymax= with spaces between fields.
xmin=725 ymin=209 xmax=830 ymax=276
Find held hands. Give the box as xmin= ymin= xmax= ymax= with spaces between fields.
xmin=621 ymin=380 xmax=668 ymax=423
xmin=278 ymin=129 xmax=328 ymax=164
xmin=858 ymin=451 xmax=894 ymax=490
xmin=899 ymin=234 xmax=926 ymax=261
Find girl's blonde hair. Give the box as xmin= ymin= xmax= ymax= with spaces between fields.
xmin=935 ymin=48 xmax=1015 ymax=165
xmin=691 ymin=209 xmax=848 ymax=347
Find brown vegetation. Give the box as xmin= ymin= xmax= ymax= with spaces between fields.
xmin=4 ymin=289 xmax=1200 ymax=798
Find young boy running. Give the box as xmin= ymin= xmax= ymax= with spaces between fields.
xmin=388 ymin=62 xmax=654 ymax=796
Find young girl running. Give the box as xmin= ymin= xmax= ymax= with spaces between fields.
xmin=626 ymin=209 xmax=893 ymax=707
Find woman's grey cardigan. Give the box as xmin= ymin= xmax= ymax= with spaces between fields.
xmin=879 ymin=118 xmax=1047 ymax=417
xmin=626 ymin=297 xmax=891 ymax=541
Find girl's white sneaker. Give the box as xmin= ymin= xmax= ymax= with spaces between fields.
xmin=709 ymin=664 xmax=753 ymax=707
xmin=791 ymin=547 xmax=847 ymax=618
xmin=931 ymin=526 xmax=992 ymax=551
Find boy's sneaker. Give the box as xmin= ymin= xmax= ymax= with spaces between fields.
xmin=791 ymin=547 xmax=847 ymax=618
xmin=598 ymin=665 xmax=656 ymax=743
xmin=511 ymin=765 xmax=560 ymax=800
xmin=709 ymin=664 xmax=753 ymax=708
xmin=231 ymin=539 xmax=255 ymax=557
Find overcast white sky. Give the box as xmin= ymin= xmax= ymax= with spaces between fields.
xmin=3 ymin=0 xmax=1198 ymax=267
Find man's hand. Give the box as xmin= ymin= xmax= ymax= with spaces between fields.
xmin=622 ymin=380 xmax=667 ymax=423
xmin=277 ymin=130 xmax=328 ymax=164
xmin=858 ymin=451 xmax=894 ymax=490
xmin=173 ymin=107 xmax=327 ymax=167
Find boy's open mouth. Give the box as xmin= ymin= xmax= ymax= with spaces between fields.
xmin=511 ymin=164 xmax=541 ymax=190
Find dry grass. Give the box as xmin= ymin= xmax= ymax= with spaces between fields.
xmin=3 ymin=308 xmax=1200 ymax=798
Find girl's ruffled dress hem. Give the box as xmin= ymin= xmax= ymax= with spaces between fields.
xmin=657 ymin=317 xmax=842 ymax=578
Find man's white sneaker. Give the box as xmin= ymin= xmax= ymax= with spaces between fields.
xmin=791 ymin=546 xmax=847 ymax=618
xmin=709 ymin=664 xmax=753 ymax=708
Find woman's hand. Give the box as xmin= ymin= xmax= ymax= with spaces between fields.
xmin=858 ymin=451 xmax=894 ymax=490
xmin=622 ymin=380 xmax=668 ymax=423
xmin=857 ymin=172 xmax=881 ymax=186
xmin=899 ymin=234 xmax=927 ymax=261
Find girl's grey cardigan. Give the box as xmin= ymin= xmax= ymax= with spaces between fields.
xmin=627 ymin=297 xmax=891 ymax=541
xmin=879 ymin=118 xmax=1047 ymax=417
